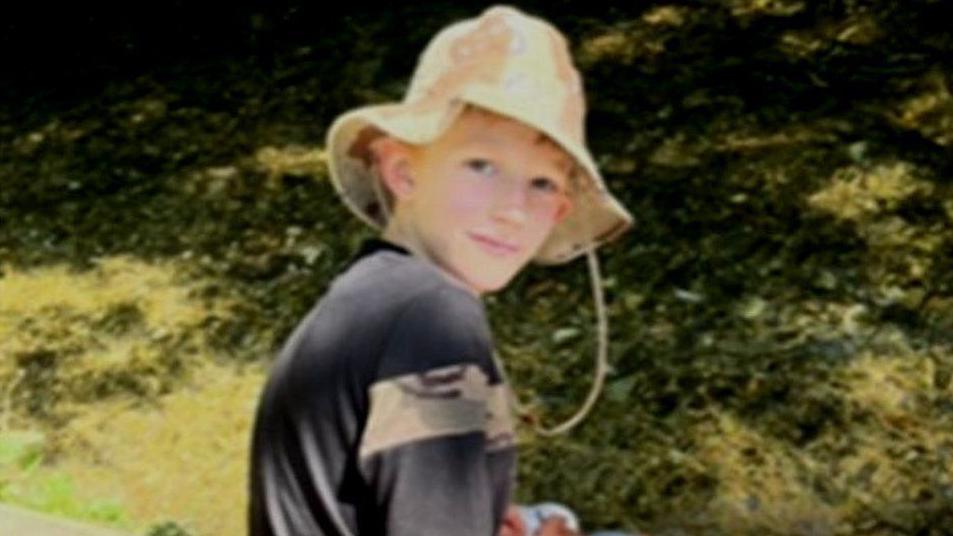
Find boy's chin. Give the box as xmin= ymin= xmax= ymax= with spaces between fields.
xmin=456 ymin=251 xmax=534 ymax=295
xmin=468 ymin=271 xmax=520 ymax=296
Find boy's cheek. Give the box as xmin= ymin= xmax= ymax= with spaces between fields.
xmin=448 ymin=182 xmax=491 ymax=213
xmin=549 ymin=197 xmax=573 ymax=224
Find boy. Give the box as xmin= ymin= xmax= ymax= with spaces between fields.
xmin=248 ymin=5 xmax=633 ymax=536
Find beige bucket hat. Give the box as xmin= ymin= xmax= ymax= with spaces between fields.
xmin=325 ymin=4 xmax=633 ymax=265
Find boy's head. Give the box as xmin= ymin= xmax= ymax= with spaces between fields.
xmin=326 ymin=4 xmax=633 ymax=277
xmin=369 ymin=104 xmax=576 ymax=295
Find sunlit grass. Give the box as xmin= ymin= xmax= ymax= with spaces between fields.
xmin=0 ymin=256 xmax=264 ymax=535
xmin=0 ymin=256 xmax=214 ymax=332
xmin=57 ymin=362 xmax=265 ymax=536
xmin=693 ymin=412 xmax=838 ymax=534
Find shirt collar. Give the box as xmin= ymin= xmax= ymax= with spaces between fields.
xmin=350 ymin=237 xmax=411 ymax=263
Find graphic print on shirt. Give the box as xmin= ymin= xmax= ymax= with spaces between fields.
xmin=360 ymin=362 xmax=515 ymax=458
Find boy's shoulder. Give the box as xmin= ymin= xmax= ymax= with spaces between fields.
xmin=300 ymin=238 xmax=495 ymax=378
xmin=323 ymin=238 xmax=488 ymax=329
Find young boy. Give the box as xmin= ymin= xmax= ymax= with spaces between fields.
xmin=248 ymin=5 xmax=632 ymax=536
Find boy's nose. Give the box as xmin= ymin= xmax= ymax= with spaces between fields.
xmin=492 ymin=177 xmax=529 ymax=225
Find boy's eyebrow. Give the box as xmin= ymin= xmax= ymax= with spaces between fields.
xmin=460 ymin=134 xmax=574 ymax=177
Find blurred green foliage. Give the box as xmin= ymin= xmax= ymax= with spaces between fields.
xmin=0 ymin=430 xmax=131 ymax=527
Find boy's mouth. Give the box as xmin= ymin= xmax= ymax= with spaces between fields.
xmin=468 ymin=232 xmax=520 ymax=256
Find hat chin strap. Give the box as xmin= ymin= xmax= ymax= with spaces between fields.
xmin=372 ymin=170 xmax=609 ymax=436
xmin=493 ymin=240 xmax=609 ymax=437
xmin=493 ymin=194 xmax=610 ymax=436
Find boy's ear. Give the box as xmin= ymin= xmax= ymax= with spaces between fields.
xmin=370 ymin=136 xmax=418 ymax=201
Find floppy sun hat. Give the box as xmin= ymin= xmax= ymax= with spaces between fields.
xmin=325 ymin=4 xmax=633 ymax=265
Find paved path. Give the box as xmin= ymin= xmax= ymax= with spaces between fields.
xmin=0 ymin=503 xmax=131 ymax=536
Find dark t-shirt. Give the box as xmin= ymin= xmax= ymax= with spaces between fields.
xmin=248 ymin=238 xmax=517 ymax=536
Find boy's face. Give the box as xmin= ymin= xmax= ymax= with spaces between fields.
xmin=382 ymin=107 xmax=574 ymax=295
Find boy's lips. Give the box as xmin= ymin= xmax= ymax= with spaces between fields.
xmin=468 ymin=232 xmax=520 ymax=255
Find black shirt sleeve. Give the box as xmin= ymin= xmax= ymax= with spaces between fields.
xmin=356 ymin=284 xmax=501 ymax=536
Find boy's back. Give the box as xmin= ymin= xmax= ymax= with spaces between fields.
xmin=249 ymin=238 xmax=516 ymax=536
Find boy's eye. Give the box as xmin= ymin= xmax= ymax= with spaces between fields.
xmin=531 ymin=176 xmax=561 ymax=194
xmin=466 ymin=158 xmax=496 ymax=176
